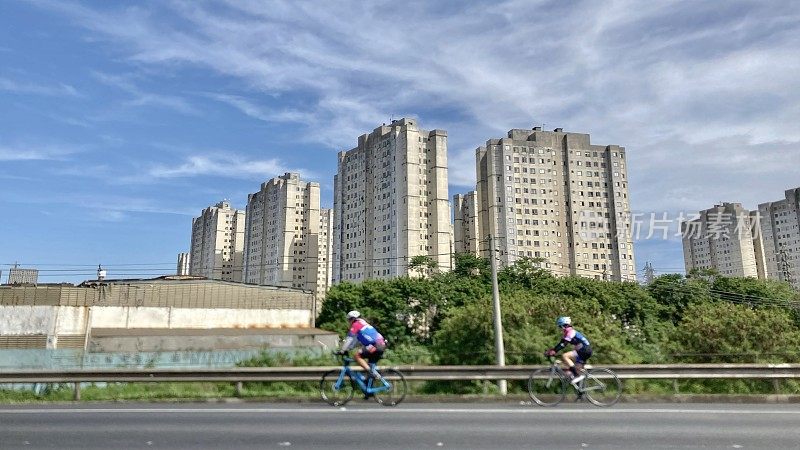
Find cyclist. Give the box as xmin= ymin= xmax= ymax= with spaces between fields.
xmin=545 ymin=316 xmax=592 ymax=386
xmin=336 ymin=310 xmax=387 ymax=396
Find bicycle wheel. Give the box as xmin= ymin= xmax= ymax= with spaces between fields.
xmin=527 ymin=367 xmax=567 ymax=406
xmin=583 ymin=368 xmax=622 ymax=407
xmin=373 ymin=369 xmax=407 ymax=407
xmin=320 ymin=370 xmax=355 ymax=406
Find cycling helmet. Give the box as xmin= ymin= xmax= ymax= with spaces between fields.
xmin=346 ymin=310 xmax=361 ymax=320
xmin=556 ymin=316 xmax=572 ymax=328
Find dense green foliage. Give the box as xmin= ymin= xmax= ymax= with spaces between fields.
xmin=318 ymin=255 xmax=800 ymax=366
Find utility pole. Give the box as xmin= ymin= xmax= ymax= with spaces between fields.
xmin=489 ymin=235 xmax=507 ymax=395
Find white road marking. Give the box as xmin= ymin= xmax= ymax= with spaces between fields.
xmin=0 ymin=407 xmax=799 ymax=415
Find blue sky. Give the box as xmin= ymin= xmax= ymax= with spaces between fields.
xmin=1 ymin=0 xmax=799 ymax=283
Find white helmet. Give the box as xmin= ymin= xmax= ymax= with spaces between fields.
xmin=556 ymin=316 xmax=572 ymax=328
xmin=346 ymin=310 xmax=361 ymax=320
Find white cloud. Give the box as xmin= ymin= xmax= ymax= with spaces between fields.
xmin=147 ymin=153 xmax=315 ymax=181
xmin=0 ymin=144 xmax=79 ymax=161
xmin=1 ymin=191 xmax=197 ymax=217
xmin=92 ymin=71 xmax=197 ymax=115
xmin=204 ymin=93 xmax=313 ymax=124
xmin=0 ymin=77 xmax=79 ymax=97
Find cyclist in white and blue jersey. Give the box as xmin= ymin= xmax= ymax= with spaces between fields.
xmin=545 ymin=316 xmax=592 ymax=385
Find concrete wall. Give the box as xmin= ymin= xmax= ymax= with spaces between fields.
xmin=91 ymin=306 xmax=311 ymax=329
xmin=0 ymin=306 xmax=87 ymax=335
xmin=89 ymin=331 xmax=338 ymax=353
xmin=0 ymin=281 xmax=314 ymax=310
xmin=0 ymin=305 xmax=312 ymax=336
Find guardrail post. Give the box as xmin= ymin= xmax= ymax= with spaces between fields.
xmin=73 ymin=382 xmax=81 ymax=401
xmin=673 ymin=379 xmax=679 ymax=394
xmin=773 ymin=379 xmax=781 ymax=394
xmin=235 ymin=381 xmax=243 ymax=397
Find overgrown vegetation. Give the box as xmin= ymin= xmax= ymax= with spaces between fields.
xmin=314 ymin=255 xmax=800 ymax=395
xmin=318 ymin=256 xmax=800 ymax=367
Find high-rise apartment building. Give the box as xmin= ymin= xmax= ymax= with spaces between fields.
xmin=243 ymin=173 xmax=331 ymax=297
xmin=453 ymin=191 xmax=481 ymax=254
xmin=757 ymin=187 xmax=800 ymax=289
xmin=474 ymin=127 xmax=636 ymax=281
xmin=681 ymin=202 xmax=761 ymax=277
xmin=177 ymin=252 xmax=190 ymax=276
xmin=189 ymin=201 xmax=245 ymax=282
xmin=316 ymin=208 xmax=333 ymax=297
xmin=332 ymin=118 xmax=452 ymax=282
xmin=7 ymin=266 xmax=38 ymax=284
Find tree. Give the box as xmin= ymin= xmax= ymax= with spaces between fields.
xmin=669 ymin=301 xmax=800 ymax=363
xmin=648 ymin=274 xmax=711 ymax=324
xmin=432 ymin=287 xmax=638 ymax=365
xmin=409 ymin=255 xmax=438 ymax=278
xmin=498 ymin=256 xmax=551 ymax=288
xmin=452 ymin=253 xmax=490 ymax=278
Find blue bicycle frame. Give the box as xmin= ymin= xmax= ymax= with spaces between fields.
xmin=335 ymin=356 xmax=392 ymax=394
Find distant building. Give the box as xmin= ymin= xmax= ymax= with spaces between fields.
xmin=453 ymin=191 xmax=481 ymax=254
xmin=189 ymin=201 xmax=245 ymax=282
xmin=332 ymin=118 xmax=453 ymax=282
xmin=473 ymin=127 xmax=636 ymax=281
xmin=243 ymin=173 xmax=331 ymax=299
xmin=681 ymin=203 xmax=761 ymax=277
xmin=316 ymin=208 xmax=333 ymax=299
xmin=757 ymin=187 xmax=800 ymax=289
xmin=7 ymin=266 xmax=38 ymax=284
xmin=177 ymin=252 xmax=190 ymax=276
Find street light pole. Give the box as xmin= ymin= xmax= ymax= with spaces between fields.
xmin=489 ymin=234 xmax=507 ymax=395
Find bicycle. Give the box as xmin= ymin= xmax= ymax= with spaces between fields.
xmin=527 ymin=356 xmax=622 ymax=407
xmin=319 ymin=352 xmax=407 ymax=407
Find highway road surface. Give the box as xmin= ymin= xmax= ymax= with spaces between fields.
xmin=1 ymin=402 xmax=799 ymax=449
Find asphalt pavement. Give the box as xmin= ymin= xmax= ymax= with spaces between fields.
xmin=1 ymin=402 xmax=799 ymax=449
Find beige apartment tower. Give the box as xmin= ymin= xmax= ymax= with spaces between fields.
xmin=757 ymin=187 xmax=800 ymax=289
xmin=453 ymin=191 xmax=481 ymax=254
xmin=316 ymin=208 xmax=333 ymax=296
xmin=6 ymin=266 xmax=39 ymax=284
xmin=333 ymin=118 xmax=452 ymax=282
xmin=681 ymin=202 xmax=761 ymax=277
xmin=177 ymin=252 xmax=190 ymax=276
xmin=243 ymin=173 xmax=332 ymax=299
xmin=473 ymin=127 xmax=636 ymax=281
xmin=189 ymin=201 xmax=245 ymax=282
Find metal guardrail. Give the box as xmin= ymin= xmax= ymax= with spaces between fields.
xmin=2 ymin=363 xmax=800 ymax=383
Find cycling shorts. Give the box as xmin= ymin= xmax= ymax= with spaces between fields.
xmin=358 ymin=343 xmax=386 ymax=364
xmin=572 ymin=346 xmax=592 ymax=364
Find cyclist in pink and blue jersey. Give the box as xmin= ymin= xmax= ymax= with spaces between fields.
xmin=336 ymin=311 xmax=387 ymax=392
xmin=545 ymin=316 xmax=592 ymax=386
